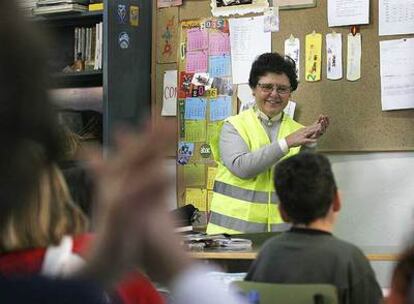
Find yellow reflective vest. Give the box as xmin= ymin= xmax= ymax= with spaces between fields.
xmin=207 ymin=108 xmax=303 ymax=235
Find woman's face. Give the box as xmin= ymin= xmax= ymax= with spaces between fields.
xmin=252 ymin=72 xmax=292 ymax=118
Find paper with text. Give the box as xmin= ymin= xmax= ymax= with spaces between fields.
xmin=210 ymin=96 xmax=232 ymax=121
xmin=305 ymin=32 xmax=322 ymax=82
xmin=379 ymin=0 xmax=414 ymax=36
xmin=184 ymin=164 xmax=206 ymax=186
xmin=346 ymin=33 xmax=361 ymax=81
xmin=380 ymin=38 xmax=414 ymax=111
xmin=209 ymin=55 xmax=231 ymax=78
xmin=207 ymin=167 xmax=218 ymax=190
xmin=185 ymin=120 xmax=207 ymax=142
xmin=187 ymin=28 xmax=208 ymax=51
xmin=326 ymin=33 xmax=343 ymax=80
xmin=185 ymin=188 xmax=207 ymax=211
xmin=184 ymin=97 xmax=207 ymax=120
xmin=207 ymin=121 xmax=221 ymax=144
xmin=229 ymin=16 xmax=271 ymax=84
xmin=328 ymin=0 xmax=369 ymax=27
xmin=209 ymin=32 xmax=230 ymax=55
xmin=284 ymin=35 xmax=300 ymax=79
xmin=161 ymin=70 xmax=178 ymax=116
xmin=186 ymin=51 xmax=208 ymax=73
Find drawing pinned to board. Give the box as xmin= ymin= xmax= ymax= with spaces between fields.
xmin=156 ymin=7 xmax=178 ymax=63
xmin=284 ymin=34 xmax=300 ymax=79
xmin=326 ymin=32 xmax=343 ymax=80
xmin=177 ymin=142 xmax=194 ymax=165
xmin=305 ymin=31 xmax=322 ymax=82
xmin=211 ymin=0 xmax=269 ymax=17
xmin=178 ymin=72 xmax=194 ymax=98
xmin=263 ymin=6 xmax=279 ymax=32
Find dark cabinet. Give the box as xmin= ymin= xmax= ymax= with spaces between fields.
xmin=34 ymin=0 xmax=152 ymax=146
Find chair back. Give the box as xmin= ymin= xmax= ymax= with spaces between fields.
xmin=233 ymin=281 xmax=338 ymax=304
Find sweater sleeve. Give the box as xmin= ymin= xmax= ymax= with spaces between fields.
xmin=219 ymin=122 xmax=286 ymax=179
xmin=346 ymin=251 xmax=383 ymax=304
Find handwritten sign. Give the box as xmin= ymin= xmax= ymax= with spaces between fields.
xmin=161 ymin=70 xmax=177 ymax=116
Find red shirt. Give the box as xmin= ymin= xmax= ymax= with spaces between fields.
xmin=0 ymin=234 xmax=165 ymax=304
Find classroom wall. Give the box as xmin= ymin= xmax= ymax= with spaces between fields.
xmin=330 ymin=152 xmax=414 ymax=288
xmin=164 ymin=151 xmax=414 ymax=287
xmin=154 ymin=0 xmax=414 ymax=288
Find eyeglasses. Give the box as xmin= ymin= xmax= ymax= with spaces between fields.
xmin=257 ymin=83 xmax=292 ymax=95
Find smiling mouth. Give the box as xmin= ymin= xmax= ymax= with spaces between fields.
xmin=266 ymin=100 xmax=282 ymax=104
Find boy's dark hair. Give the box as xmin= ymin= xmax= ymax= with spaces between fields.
xmin=391 ymin=245 xmax=414 ymax=302
xmin=274 ymin=153 xmax=337 ymax=225
xmin=248 ymin=52 xmax=298 ymax=91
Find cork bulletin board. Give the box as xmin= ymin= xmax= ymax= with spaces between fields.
xmin=152 ymin=0 xmax=414 ymax=209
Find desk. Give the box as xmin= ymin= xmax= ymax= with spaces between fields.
xmin=187 ymin=232 xmax=399 ymax=272
xmin=190 ymin=251 xmax=398 ymax=261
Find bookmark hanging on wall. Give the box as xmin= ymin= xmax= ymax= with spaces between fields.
xmin=326 ymin=32 xmax=343 ymax=80
xmin=305 ymin=31 xmax=322 ymax=82
xmin=263 ymin=6 xmax=279 ymax=33
xmin=284 ymin=34 xmax=300 ymax=79
xmin=346 ymin=33 xmax=361 ymax=81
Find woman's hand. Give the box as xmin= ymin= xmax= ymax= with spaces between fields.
xmin=285 ymin=114 xmax=329 ymax=148
xmin=310 ymin=114 xmax=330 ymax=139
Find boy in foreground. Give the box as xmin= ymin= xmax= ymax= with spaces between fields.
xmin=245 ymin=153 xmax=382 ymax=304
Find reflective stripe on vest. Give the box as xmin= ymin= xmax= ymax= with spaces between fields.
xmin=209 ymin=211 xmax=291 ymax=233
xmin=213 ymin=180 xmax=279 ymax=204
xmin=207 ymin=108 xmax=303 ymax=234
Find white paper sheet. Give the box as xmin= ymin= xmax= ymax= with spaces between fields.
xmin=379 ymin=0 xmax=414 ymax=36
xmin=327 ymin=0 xmax=369 ymax=27
xmin=237 ymin=84 xmax=255 ymax=112
xmin=283 ymin=100 xmax=296 ymax=119
xmin=346 ymin=33 xmax=361 ymax=81
xmin=284 ymin=35 xmax=300 ymax=79
xmin=326 ymin=33 xmax=343 ymax=80
xmin=161 ymin=70 xmax=178 ymax=116
xmin=229 ymin=16 xmax=271 ymax=84
xmin=379 ymin=38 xmax=414 ymax=111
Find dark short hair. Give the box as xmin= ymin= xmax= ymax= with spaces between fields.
xmin=391 ymin=245 xmax=414 ymax=301
xmin=274 ymin=153 xmax=337 ymax=225
xmin=248 ymin=52 xmax=298 ymax=91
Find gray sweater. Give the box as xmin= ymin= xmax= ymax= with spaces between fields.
xmin=246 ymin=228 xmax=383 ymax=304
xmin=219 ymin=111 xmax=313 ymax=179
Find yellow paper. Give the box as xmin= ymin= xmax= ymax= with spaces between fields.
xmin=207 ymin=121 xmax=221 ymax=144
xmin=207 ymin=190 xmax=214 ymax=211
xmin=185 ymin=188 xmax=207 ymax=211
xmin=185 ymin=120 xmax=206 ymax=142
xmin=184 ymin=163 xmax=206 ymax=186
xmin=305 ymin=32 xmax=322 ymax=82
xmin=206 ymin=167 xmax=217 ymax=190
xmin=206 ymin=88 xmax=218 ymax=99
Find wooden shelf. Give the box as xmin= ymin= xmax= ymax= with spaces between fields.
xmin=50 ymin=70 xmax=103 ymax=88
xmin=32 ymin=11 xmax=102 ymax=25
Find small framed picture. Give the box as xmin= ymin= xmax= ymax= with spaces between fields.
xmin=211 ymin=0 xmax=269 ymax=17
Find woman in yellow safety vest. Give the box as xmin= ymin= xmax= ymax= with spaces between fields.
xmin=207 ymin=52 xmax=329 ymax=235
